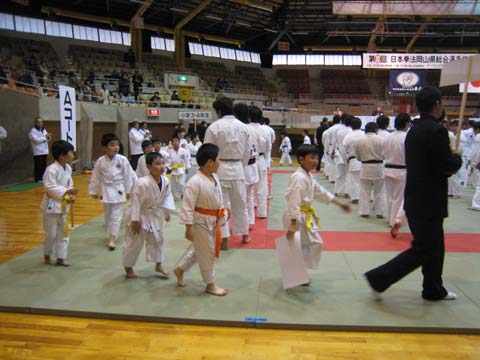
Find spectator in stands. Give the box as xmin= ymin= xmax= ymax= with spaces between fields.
xmin=119 ymin=72 xmax=131 ymax=97
xmin=68 ymin=71 xmax=77 ymax=88
xmin=149 ymin=91 xmax=161 ymax=107
xmin=315 ymin=118 xmax=329 ymax=171
xmin=81 ymin=80 xmax=92 ymax=102
xmin=86 ymin=70 xmax=95 ymax=84
xmin=11 ymin=67 xmax=21 ymax=82
xmin=171 ymin=90 xmax=180 ymax=101
xmin=0 ymin=66 xmax=7 ymax=84
xmin=132 ymin=71 xmax=143 ymax=102
xmin=372 ymin=106 xmax=384 ymax=117
xmin=18 ymin=70 xmax=34 ymax=88
xmin=98 ymin=83 xmax=111 ymax=105
xmin=124 ymin=48 xmax=135 ymax=69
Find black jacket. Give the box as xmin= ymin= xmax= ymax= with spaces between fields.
xmin=404 ymin=114 xmax=462 ymax=219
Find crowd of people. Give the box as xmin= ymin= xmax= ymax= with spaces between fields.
xmin=30 ymin=87 xmax=480 ymax=301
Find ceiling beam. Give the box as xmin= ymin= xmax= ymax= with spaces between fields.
xmin=303 ymin=45 xmax=478 ymax=53
xmin=405 ymin=19 xmax=430 ymax=52
xmin=227 ymin=0 xmax=273 ymax=13
xmin=174 ymin=0 xmax=213 ymax=33
xmin=132 ymin=0 xmax=153 ymax=20
xmin=369 ymin=16 xmax=384 ymax=46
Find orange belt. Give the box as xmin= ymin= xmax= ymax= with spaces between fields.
xmin=194 ymin=207 xmax=231 ymax=258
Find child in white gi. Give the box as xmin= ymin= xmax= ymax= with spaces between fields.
xmin=152 ymin=136 xmax=169 ymax=160
xmin=279 ymin=130 xmax=292 ymax=166
xmin=469 ymin=122 xmax=480 ymax=211
xmin=135 ymin=140 xmax=154 ymax=178
xmin=187 ymin=133 xmax=202 ymax=182
xmin=285 ymin=144 xmax=350 ymax=281
xmin=41 ymin=140 xmax=78 ymax=266
xmin=123 ymin=152 xmax=176 ymax=278
xmin=166 ymin=136 xmax=190 ymax=201
xmin=174 ymin=143 xmax=229 ymax=296
xmin=89 ymin=133 xmax=137 ymax=250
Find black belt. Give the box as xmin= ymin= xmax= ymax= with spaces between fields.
xmin=259 ymin=153 xmax=265 ymax=156
xmin=190 ymin=154 xmax=196 ymax=158
xmin=220 ymin=159 xmax=241 ymax=162
xmin=362 ymin=160 xmax=383 ymax=164
xmin=348 ymin=156 xmax=356 ymax=162
xmin=385 ymin=164 xmax=406 ymax=169
xmin=248 ymin=158 xmax=256 ymax=165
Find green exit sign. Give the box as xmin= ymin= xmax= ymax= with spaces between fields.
xmin=178 ymin=75 xmax=188 ymax=81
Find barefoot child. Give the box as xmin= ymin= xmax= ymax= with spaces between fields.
xmin=174 ymin=143 xmax=229 ymax=296
xmin=122 ymin=152 xmax=176 ymax=278
xmin=135 ymin=140 xmax=155 ymax=178
xmin=41 ymin=140 xmax=79 ymax=266
xmin=285 ymin=144 xmax=351 ymax=280
xmin=89 ymin=133 xmax=137 ymax=250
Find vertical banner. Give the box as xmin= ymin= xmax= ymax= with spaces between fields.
xmin=59 ymin=85 xmax=76 ymax=148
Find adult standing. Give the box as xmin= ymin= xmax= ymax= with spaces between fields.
xmin=315 ymin=118 xmax=329 ymax=171
xmin=334 ymin=114 xmax=353 ymax=197
xmin=29 ymin=117 xmax=51 ymax=182
xmin=204 ymin=97 xmax=251 ymax=248
xmin=365 ymin=87 xmax=462 ymax=301
xmin=262 ymin=117 xmax=275 ymax=169
xmin=128 ymin=120 xmax=146 ymax=170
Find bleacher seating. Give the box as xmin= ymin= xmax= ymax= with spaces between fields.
xmin=276 ymin=69 xmax=310 ymax=95
xmin=320 ymin=69 xmax=371 ymax=95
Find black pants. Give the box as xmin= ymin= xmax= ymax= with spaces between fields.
xmin=316 ymin=145 xmax=324 ymax=171
xmin=33 ymin=154 xmax=48 ymax=182
xmin=365 ymin=215 xmax=448 ymax=300
xmin=130 ymin=153 xmax=142 ymax=171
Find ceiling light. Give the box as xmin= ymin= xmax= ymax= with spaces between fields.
xmin=206 ymin=15 xmax=223 ymax=21
xmin=236 ymin=21 xmax=251 ymax=27
xmin=264 ymin=28 xmax=278 ymax=33
xmin=169 ymin=7 xmax=189 ymax=13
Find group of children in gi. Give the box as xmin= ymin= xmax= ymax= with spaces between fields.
xmin=41 ymin=120 xmax=355 ymax=295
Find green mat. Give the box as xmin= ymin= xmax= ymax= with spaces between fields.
xmin=0 ymin=182 xmax=42 ymax=192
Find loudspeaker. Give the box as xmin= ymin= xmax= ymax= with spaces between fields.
xmin=260 ymin=53 xmax=273 ymax=68
xmin=142 ymin=31 xmax=152 ymax=53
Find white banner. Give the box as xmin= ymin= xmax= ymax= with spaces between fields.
xmin=459 ymin=81 xmax=480 ymax=93
xmin=178 ymin=111 xmax=212 ymax=121
xmin=363 ymin=53 xmax=473 ymax=69
xmin=59 ymin=85 xmax=76 ymax=148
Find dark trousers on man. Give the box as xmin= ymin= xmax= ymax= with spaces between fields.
xmin=34 ymin=154 xmax=48 ymax=182
xmin=130 ymin=153 xmax=142 ymax=171
xmin=365 ymin=214 xmax=448 ymax=300
xmin=316 ymin=145 xmax=324 ymax=171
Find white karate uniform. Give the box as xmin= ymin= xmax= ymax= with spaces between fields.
xmin=470 ymin=133 xmax=480 ymax=209
xmin=245 ymin=125 xmax=259 ymax=225
xmin=204 ymin=115 xmax=250 ymax=238
xmin=334 ymin=125 xmax=352 ymax=195
xmin=325 ymin=123 xmax=342 ymax=181
xmin=122 ymin=174 xmax=176 ymax=268
xmin=279 ymin=136 xmax=292 ymax=165
xmin=342 ymin=129 xmax=365 ymax=201
xmin=283 ymin=167 xmax=335 ymax=269
xmin=250 ymin=122 xmax=271 ymax=218
xmin=355 ymin=133 xmax=386 ymax=217
xmin=166 ymin=147 xmax=190 ymax=200
xmin=448 ymin=131 xmax=462 ymax=197
xmin=263 ymin=124 xmax=276 ymax=168
xmin=383 ymin=131 xmax=408 ymax=226
xmin=89 ymin=154 xmax=137 ymax=238
xmin=129 ymin=128 xmax=144 ymax=156
xmin=186 ymin=141 xmax=202 ymax=182
xmin=29 ymin=127 xmax=49 ymax=156
xmin=461 ymin=128 xmax=475 ymax=186
xmin=303 ymin=135 xmax=311 ymax=144
xmin=177 ymin=171 xmax=224 ymax=284
xmin=135 ymin=154 xmax=149 ymax=178
xmin=321 ymin=128 xmax=332 ymax=179
xmin=139 ymin=128 xmax=152 ymax=140
xmin=378 ymin=129 xmax=390 ymax=139
xmin=40 ymin=161 xmax=73 ymax=259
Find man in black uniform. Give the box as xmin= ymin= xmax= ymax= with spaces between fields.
xmin=365 ymin=87 xmax=462 ymax=301
xmin=315 ymin=118 xmax=329 ymax=171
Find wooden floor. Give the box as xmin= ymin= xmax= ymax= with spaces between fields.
xmin=0 ymin=174 xmax=479 ymax=359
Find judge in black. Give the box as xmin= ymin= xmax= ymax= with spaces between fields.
xmin=365 ymin=87 xmax=462 ymax=301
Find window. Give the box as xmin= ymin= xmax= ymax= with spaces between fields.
xmin=98 ymin=29 xmax=112 ymax=43
xmin=287 ymin=54 xmax=306 ymax=65
xmin=343 ymin=55 xmax=362 ymax=66
xmin=0 ymin=13 xmax=14 ymax=30
xmin=151 ymin=36 xmax=165 ymax=50
xmin=122 ymin=32 xmax=131 ymax=46
xmin=45 ymin=21 xmax=73 ymax=38
xmin=272 ymin=54 xmax=287 ymax=65
xmin=73 ymin=25 xmax=99 ymax=41
xmin=165 ymin=38 xmax=174 ymax=52
xmin=189 ymin=42 xmax=203 ymax=55
xmin=325 ymin=55 xmax=343 ymax=65
xmin=250 ymin=52 xmax=261 ymax=64
xmin=220 ymin=47 xmax=236 ymax=60
xmin=306 ymin=54 xmax=324 ymax=65
xmin=236 ymin=50 xmax=251 ymax=62
xmin=202 ymin=44 xmax=219 ymax=57
xmin=15 ymin=16 xmax=45 ymax=34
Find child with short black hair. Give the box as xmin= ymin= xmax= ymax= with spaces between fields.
xmin=166 ymin=136 xmax=190 ymax=201
xmin=41 ymin=140 xmax=79 ymax=266
xmin=284 ymin=144 xmax=350 ymax=281
xmin=279 ymin=130 xmax=292 ymax=166
xmin=151 ymin=136 xmax=169 ymax=160
xmin=136 ymin=139 xmax=154 ymax=178
xmin=89 ymin=133 xmax=137 ymax=250
xmin=122 ymin=152 xmax=176 ymax=278
xmin=174 ymin=143 xmax=229 ymax=296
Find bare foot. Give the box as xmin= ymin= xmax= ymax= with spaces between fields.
xmin=44 ymin=255 xmax=53 ymax=265
xmin=125 ymin=267 xmax=138 ymax=279
xmin=360 ymin=214 xmax=370 ymax=218
xmin=242 ymin=235 xmax=251 ymax=244
xmin=173 ymin=267 xmax=186 ymax=287
xmin=351 ymin=199 xmax=359 ymax=204
xmin=108 ymin=236 xmax=117 ymax=251
xmin=155 ymin=263 xmax=170 ymax=278
xmin=390 ymin=223 xmax=400 ymax=239
xmin=206 ymin=283 xmax=228 ymax=296
xmin=55 ymin=259 xmax=71 ymax=267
